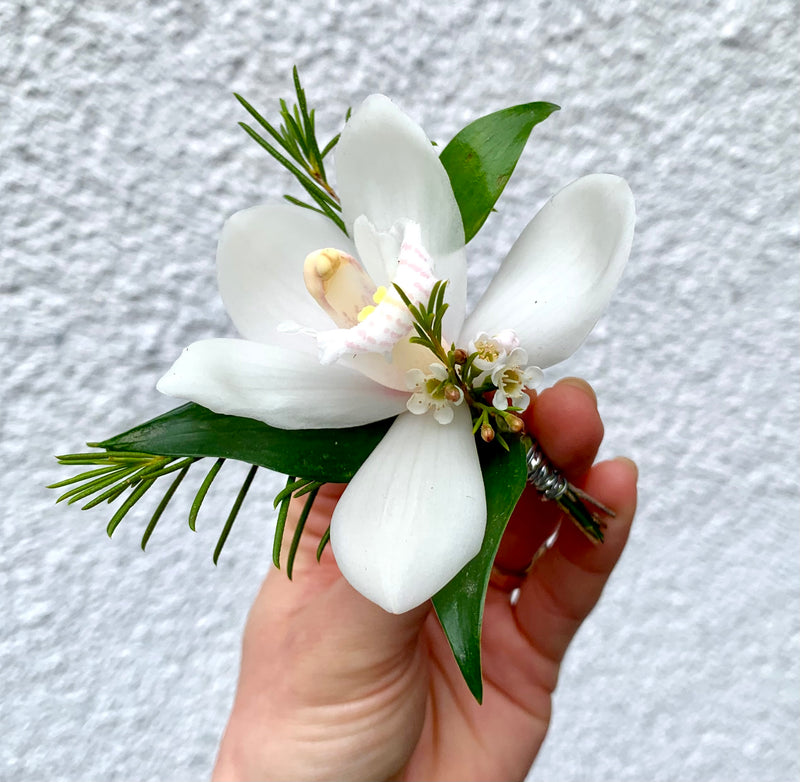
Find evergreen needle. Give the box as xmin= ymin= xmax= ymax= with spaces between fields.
xmin=58 ymin=467 xmax=138 ymax=505
xmin=316 ymin=526 xmax=331 ymax=562
xmin=189 ymin=458 xmax=224 ymax=532
xmin=137 ymin=456 xmax=197 ymax=480
xmin=213 ymin=465 xmax=258 ymax=565
xmin=292 ymin=480 xmax=322 ymax=499
xmin=107 ymin=478 xmax=157 ymax=537
xmin=141 ymin=464 xmax=190 ymax=551
xmin=47 ymin=465 xmax=120 ymax=489
xmin=273 ymin=477 xmax=312 ymax=508
xmin=272 ymin=475 xmax=296 ymax=568
xmin=286 ymin=486 xmax=319 ymax=580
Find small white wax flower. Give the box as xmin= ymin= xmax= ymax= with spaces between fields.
xmin=469 ymin=332 xmax=510 ymax=372
xmin=406 ymin=363 xmax=464 ymax=425
xmin=493 ymin=329 xmax=520 ymax=353
xmin=490 ymin=347 xmax=544 ymax=411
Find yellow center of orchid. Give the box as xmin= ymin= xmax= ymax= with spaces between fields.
xmin=357 ymin=286 xmax=389 ymax=322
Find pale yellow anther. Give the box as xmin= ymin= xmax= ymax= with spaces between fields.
xmin=373 ymin=286 xmax=388 ymax=304
xmin=357 ymin=305 xmax=376 ymax=322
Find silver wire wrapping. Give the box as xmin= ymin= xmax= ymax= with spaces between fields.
xmin=525 ymin=441 xmax=569 ymax=501
xmin=525 ymin=440 xmax=614 ymax=542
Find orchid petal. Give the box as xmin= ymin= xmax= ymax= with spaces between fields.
xmin=335 ymin=95 xmax=468 ymax=339
xmin=156 ymin=339 xmax=407 ymax=429
xmin=463 ymin=174 xmax=635 ymax=368
xmin=330 ymin=405 xmax=486 ymax=614
xmin=217 ymin=204 xmax=357 ymax=344
xmin=352 ymin=215 xmax=401 ymax=288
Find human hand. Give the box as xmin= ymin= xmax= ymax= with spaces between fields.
xmin=212 ymin=377 xmax=638 ymax=782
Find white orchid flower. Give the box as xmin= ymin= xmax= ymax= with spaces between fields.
xmin=157 ymin=94 xmax=635 ymax=614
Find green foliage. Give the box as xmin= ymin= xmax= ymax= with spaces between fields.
xmin=236 ymin=66 xmax=349 ymax=233
xmin=393 ymin=279 xmax=451 ymax=365
xmin=49 ymin=450 xmax=247 ymax=560
xmin=98 ymin=403 xmax=392 ymax=483
xmin=439 ymin=101 xmax=560 ymax=243
xmin=52 ymin=404 xmax=394 ymax=558
xmin=238 ymin=70 xmax=556 ymax=249
xmin=431 ymin=437 xmax=528 ymax=702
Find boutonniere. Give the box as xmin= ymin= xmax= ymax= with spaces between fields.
xmin=52 ymin=69 xmax=634 ymax=700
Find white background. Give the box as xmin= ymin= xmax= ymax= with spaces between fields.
xmin=2 ymin=1 xmax=798 ymax=779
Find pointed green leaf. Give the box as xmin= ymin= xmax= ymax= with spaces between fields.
xmin=439 ymin=102 xmax=559 ymax=243
xmin=432 ymin=437 xmax=528 ymax=702
xmin=97 ymin=403 xmax=393 ymax=483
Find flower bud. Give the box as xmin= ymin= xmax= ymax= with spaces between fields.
xmin=480 ymin=423 xmax=494 ymax=442
xmin=506 ymin=414 xmax=525 ymax=433
xmin=444 ymin=384 xmax=461 ymax=403
xmin=452 ymin=348 xmax=468 ymax=365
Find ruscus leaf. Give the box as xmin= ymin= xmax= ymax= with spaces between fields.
xmin=98 ymin=403 xmax=393 ymax=483
xmin=439 ymin=101 xmax=559 ymax=243
xmin=431 ymin=437 xmax=528 ymax=702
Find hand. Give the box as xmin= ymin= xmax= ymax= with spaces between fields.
xmin=212 ymin=378 xmax=638 ymax=781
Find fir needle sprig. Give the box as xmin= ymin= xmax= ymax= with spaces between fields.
xmin=49 ymin=450 xmax=258 ymax=560
xmin=235 ymin=66 xmax=350 ymax=234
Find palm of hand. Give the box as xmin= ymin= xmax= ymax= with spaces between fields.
xmin=213 ymin=380 xmax=637 ymax=782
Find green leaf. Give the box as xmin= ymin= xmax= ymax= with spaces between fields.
xmin=96 ymin=403 xmax=393 ymax=483
xmin=439 ymin=102 xmax=559 ymax=243
xmin=431 ymin=437 xmax=528 ymax=702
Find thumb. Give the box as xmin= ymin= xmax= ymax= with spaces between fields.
xmin=244 ymin=483 xmax=430 ymax=704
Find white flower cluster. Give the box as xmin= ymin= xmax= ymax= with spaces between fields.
xmin=404 ymin=329 xmax=543 ymax=425
xmin=468 ymin=330 xmax=544 ymax=412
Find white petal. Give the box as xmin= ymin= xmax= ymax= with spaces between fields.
xmin=352 ymin=215 xmax=401 ymax=288
xmin=217 ymin=204 xmax=357 ymax=343
xmin=492 ymin=388 xmax=508 ymax=410
xmin=405 ymin=369 xmax=426 ymax=390
xmin=156 ymin=339 xmax=407 ymax=429
xmin=336 ymin=95 xmax=463 ymax=260
xmin=463 ymin=174 xmax=635 ymax=368
xmin=335 ymin=95 xmax=468 ymax=339
xmin=330 ymin=405 xmax=486 ymax=614
xmin=433 ymin=405 xmax=454 ymax=425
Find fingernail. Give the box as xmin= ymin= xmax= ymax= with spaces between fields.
xmin=615 ymin=456 xmax=639 ymax=481
xmin=556 ymin=376 xmax=597 ymax=406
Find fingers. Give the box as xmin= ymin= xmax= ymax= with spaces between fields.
xmin=529 ymin=377 xmax=603 ymax=476
xmin=493 ymin=378 xmax=604 ymax=575
xmin=514 ymin=456 xmax=638 ymax=665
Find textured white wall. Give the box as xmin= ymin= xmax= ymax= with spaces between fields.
xmin=2 ymin=1 xmax=798 ymax=780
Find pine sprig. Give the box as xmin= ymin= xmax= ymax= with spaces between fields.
xmin=50 ymin=450 xmax=258 ymax=561
xmin=393 ymin=279 xmax=451 ymax=365
xmin=235 ymin=66 xmax=349 ymax=234
xmin=271 ymin=474 xmax=325 ymax=576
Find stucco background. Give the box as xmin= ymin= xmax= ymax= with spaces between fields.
xmin=2 ymin=1 xmax=798 ymax=780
